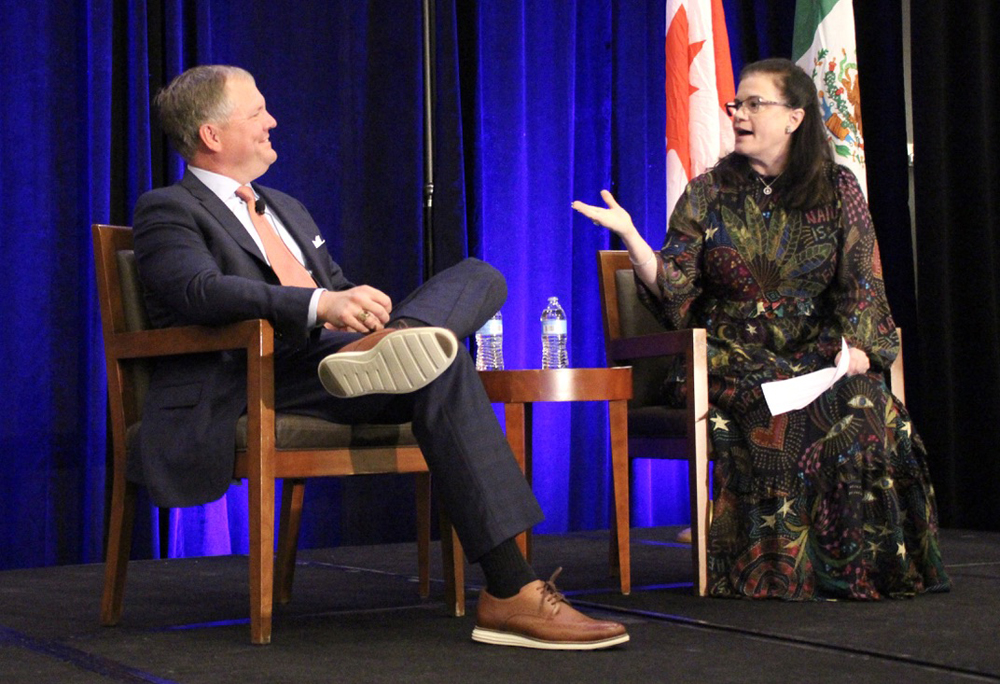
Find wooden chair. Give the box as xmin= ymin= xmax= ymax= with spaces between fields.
xmin=93 ymin=224 xmax=464 ymax=644
xmin=597 ymin=250 xmax=908 ymax=597
xmin=598 ymin=250 xmax=711 ymax=596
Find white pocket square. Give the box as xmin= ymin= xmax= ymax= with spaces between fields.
xmin=312 ymin=235 xmax=326 ymax=248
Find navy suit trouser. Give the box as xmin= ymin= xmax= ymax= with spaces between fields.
xmin=272 ymin=258 xmax=544 ymax=562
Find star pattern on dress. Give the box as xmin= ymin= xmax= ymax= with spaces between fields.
xmin=778 ymin=498 xmax=794 ymax=517
xmin=705 ymin=226 xmax=718 ymax=241
xmin=900 ymin=420 xmax=912 ymax=438
xmin=896 ymin=542 xmax=907 ymax=559
xmin=710 ymin=414 xmax=730 ymax=431
xmin=761 ymin=514 xmax=777 ymax=529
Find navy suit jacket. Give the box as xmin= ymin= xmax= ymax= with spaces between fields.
xmin=132 ymin=171 xmax=352 ymax=507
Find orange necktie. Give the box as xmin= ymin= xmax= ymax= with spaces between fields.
xmin=235 ymin=185 xmax=317 ymax=288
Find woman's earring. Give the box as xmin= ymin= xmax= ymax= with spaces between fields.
xmin=785 ymin=125 xmax=792 ymax=134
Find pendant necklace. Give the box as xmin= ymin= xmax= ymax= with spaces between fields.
xmin=757 ymin=172 xmax=783 ymax=196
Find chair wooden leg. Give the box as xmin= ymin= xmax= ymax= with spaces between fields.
xmin=686 ymin=328 xmax=711 ymax=597
xmin=609 ymin=518 xmax=619 ymax=576
xmin=609 ymin=400 xmax=631 ymax=595
xmin=248 ymin=472 xmax=275 ymax=644
xmin=415 ymin=473 xmax=431 ymax=598
xmin=689 ymin=453 xmax=710 ymax=597
xmin=275 ymin=479 xmax=305 ymax=605
xmin=438 ymin=508 xmax=465 ymax=617
xmin=101 ymin=479 xmax=137 ymax=626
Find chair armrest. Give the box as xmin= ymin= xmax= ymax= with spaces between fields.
xmin=609 ymin=328 xmax=706 ymax=363
xmin=109 ymin=319 xmax=273 ymax=360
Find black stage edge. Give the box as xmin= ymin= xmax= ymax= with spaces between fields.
xmin=1 ymin=527 xmax=998 ymax=684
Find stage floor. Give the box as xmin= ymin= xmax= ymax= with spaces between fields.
xmin=2 ymin=527 xmax=998 ymax=683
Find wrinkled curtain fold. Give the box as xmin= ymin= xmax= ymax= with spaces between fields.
xmin=911 ymin=1 xmax=1000 ymax=530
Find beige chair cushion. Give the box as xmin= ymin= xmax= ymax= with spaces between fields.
xmin=127 ymin=415 xmax=419 ymax=455
xmin=235 ymin=414 xmax=418 ymax=450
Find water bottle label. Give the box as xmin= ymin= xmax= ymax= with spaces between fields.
xmin=477 ymin=319 xmax=503 ymax=335
xmin=542 ymin=320 xmax=566 ymax=335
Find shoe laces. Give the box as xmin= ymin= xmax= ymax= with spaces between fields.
xmin=539 ymin=567 xmax=568 ymax=615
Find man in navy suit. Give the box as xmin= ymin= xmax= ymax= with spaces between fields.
xmin=133 ymin=65 xmax=627 ymax=650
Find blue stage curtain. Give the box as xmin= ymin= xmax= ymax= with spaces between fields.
xmin=1 ymin=0 xmax=926 ymax=570
xmin=0 ymin=0 xmax=425 ymax=567
xmin=1 ymin=0 xmax=117 ymax=569
xmin=443 ymin=0 xmax=692 ymax=531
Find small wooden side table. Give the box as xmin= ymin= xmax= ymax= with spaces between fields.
xmin=478 ymin=367 xmax=633 ymax=594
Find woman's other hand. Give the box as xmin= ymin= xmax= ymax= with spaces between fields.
xmin=836 ymin=346 xmax=871 ymax=376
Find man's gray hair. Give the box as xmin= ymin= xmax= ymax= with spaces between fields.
xmin=154 ymin=65 xmax=254 ymax=160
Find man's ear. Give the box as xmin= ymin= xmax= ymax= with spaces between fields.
xmin=199 ymin=122 xmax=223 ymax=153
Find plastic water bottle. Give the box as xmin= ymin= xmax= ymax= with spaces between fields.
xmin=540 ymin=296 xmax=568 ymax=369
xmin=475 ymin=311 xmax=504 ymax=371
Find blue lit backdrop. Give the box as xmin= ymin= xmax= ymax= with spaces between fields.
xmin=1 ymin=0 xmax=922 ymax=568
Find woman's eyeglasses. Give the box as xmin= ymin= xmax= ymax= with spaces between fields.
xmin=725 ymin=96 xmax=793 ymax=117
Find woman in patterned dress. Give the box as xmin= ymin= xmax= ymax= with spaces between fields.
xmin=573 ymin=58 xmax=949 ymax=599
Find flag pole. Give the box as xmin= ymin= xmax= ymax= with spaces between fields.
xmin=421 ymin=0 xmax=436 ymax=282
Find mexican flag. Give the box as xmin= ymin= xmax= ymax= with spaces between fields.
xmin=665 ymin=0 xmax=735 ymax=220
xmin=792 ymin=0 xmax=867 ymax=195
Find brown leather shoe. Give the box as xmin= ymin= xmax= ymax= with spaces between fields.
xmin=472 ymin=569 xmax=629 ymax=650
xmin=317 ymin=327 xmax=459 ymax=398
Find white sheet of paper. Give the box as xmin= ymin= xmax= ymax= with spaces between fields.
xmin=761 ymin=337 xmax=850 ymax=416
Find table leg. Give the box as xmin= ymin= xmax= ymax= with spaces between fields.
xmin=502 ymin=402 xmax=532 ymax=562
xmin=438 ymin=506 xmax=466 ymax=617
xmin=524 ymin=402 xmax=533 ymax=562
xmin=609 ymin=399 xmax=630 ymax=594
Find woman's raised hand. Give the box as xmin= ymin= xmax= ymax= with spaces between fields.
xmin=572 ymin=190 xmax=636 ymax=240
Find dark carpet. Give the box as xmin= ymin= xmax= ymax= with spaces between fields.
xmin=1 ymin=527 xmax=997 ymax=684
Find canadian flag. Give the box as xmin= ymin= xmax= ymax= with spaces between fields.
xmin=665 ymin=0 xmax=735 ymax=220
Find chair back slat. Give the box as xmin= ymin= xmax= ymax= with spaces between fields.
xmin=115 ymin=251 xmax=152 ymax=333
xmin=114 ymin=250 xmax=153 ymax=412
xmin=613 ymin=269 xmax=663 ymax=339
xmin=93 ymin=224 xmax=151 ymax=431
xmin=598 ymin=251 xmax=673 ymax=409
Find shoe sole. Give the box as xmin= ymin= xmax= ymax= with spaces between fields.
xmin=471 ymin=626 xmax=630 ymax=650
xmin=318 ymin=327 xmax=459 ymax=399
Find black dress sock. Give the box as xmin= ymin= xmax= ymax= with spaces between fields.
xmin=478 ymin=538 xmax=537 ymax=599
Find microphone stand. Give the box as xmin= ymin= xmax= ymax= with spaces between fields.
xmin=421 ymin=0 xmax=436 ymax=282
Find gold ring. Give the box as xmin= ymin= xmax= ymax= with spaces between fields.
xmin=358 ymin=310 xmax=370 ymax=323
